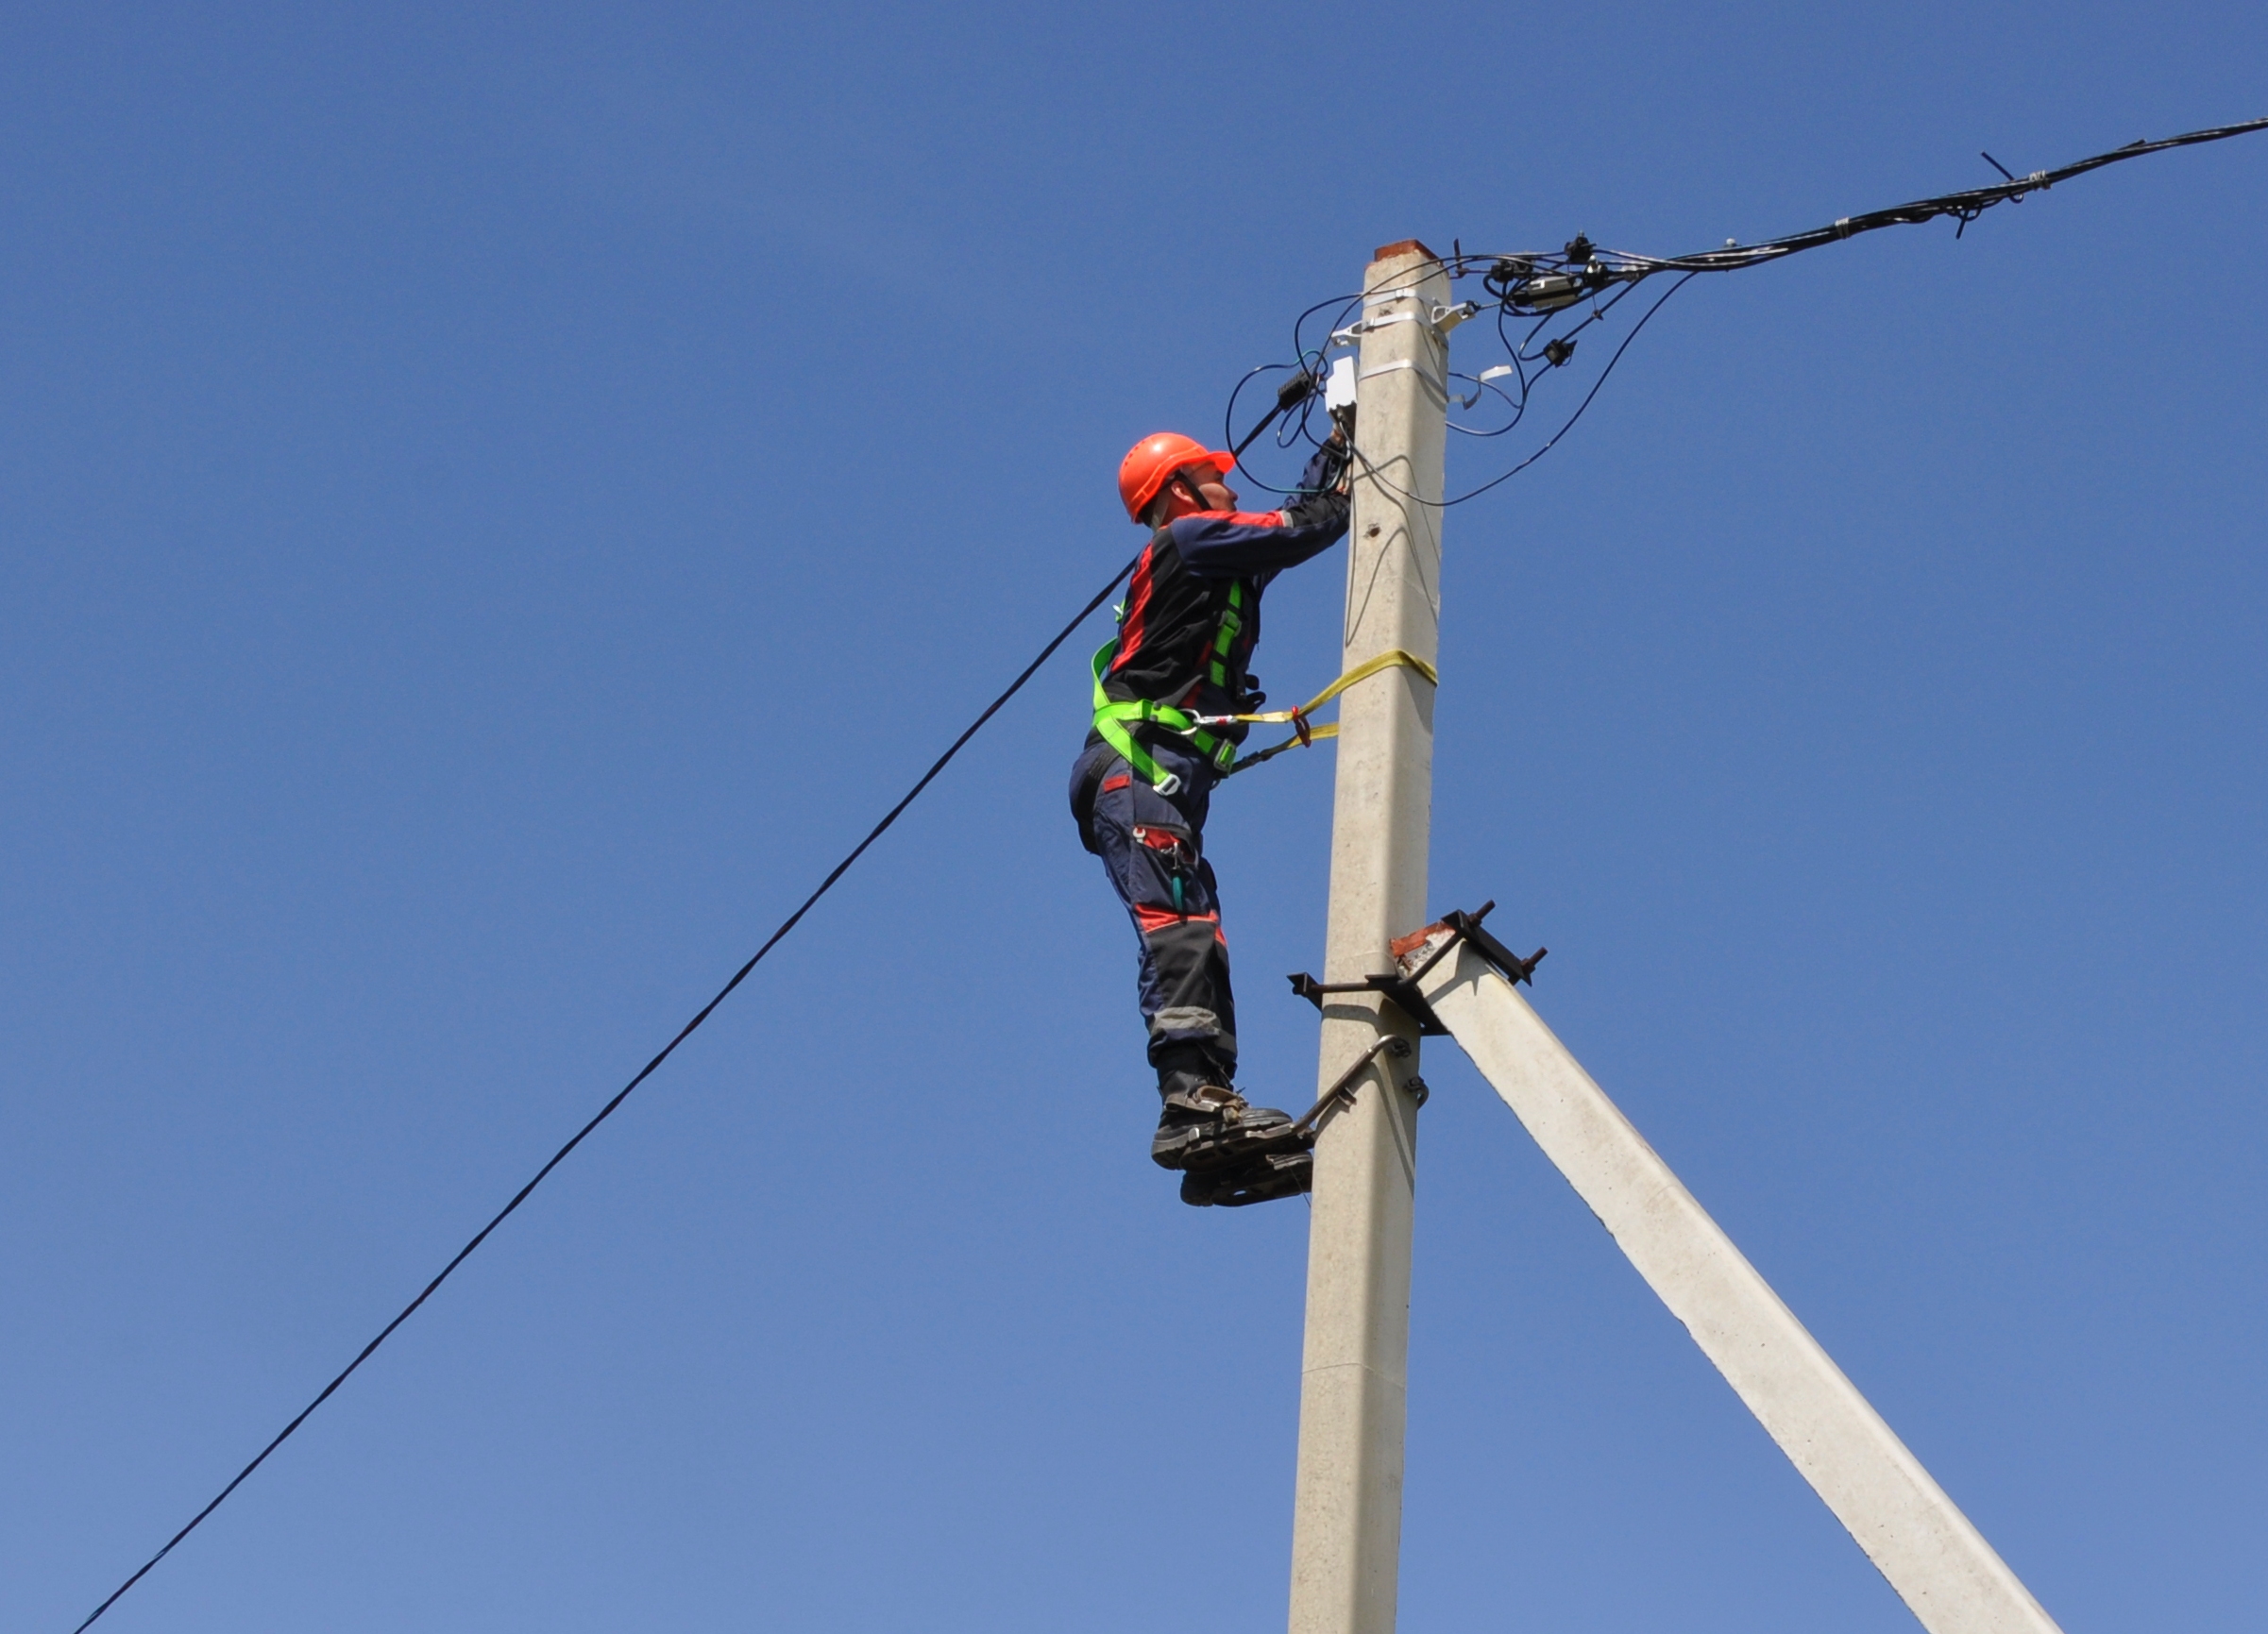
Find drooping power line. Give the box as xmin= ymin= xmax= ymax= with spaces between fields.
xmin=67 ymin=551 xmax=1141 ymax=1633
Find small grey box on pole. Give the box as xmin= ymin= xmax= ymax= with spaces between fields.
xmin=1286 ymin=241 xmax=1451 ymax=1634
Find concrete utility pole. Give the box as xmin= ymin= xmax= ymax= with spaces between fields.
xmin=1286 ymin=241 xmax=1451 ymax=1634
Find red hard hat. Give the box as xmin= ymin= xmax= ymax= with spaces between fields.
xmin=1118 ymin=432 xmax=1234 ymax=522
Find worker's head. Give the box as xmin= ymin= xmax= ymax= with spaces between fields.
xmin=1118 ymin=432 xmax=1239 ymax=527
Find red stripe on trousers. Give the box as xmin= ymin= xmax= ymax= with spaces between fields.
xmin=1132 ymin=905 xmax=1226 ymax=946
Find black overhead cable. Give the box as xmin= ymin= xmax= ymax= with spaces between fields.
xmin=66 ymin=551 xmax=1141 ymax=1634
xmin=1622 ymin=113 xmax=2268 ymax=272
xmin=1234 ymin=115 xmax=2268 ymax=508
xmin=1462 ymin=114 xmax=2268 ymax=301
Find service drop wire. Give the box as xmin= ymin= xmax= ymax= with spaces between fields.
xmin=1349 ymin=272 xmax=1698 ymax=511
xmin=67 ymin=550 xmax=1142 ymax=1634
xmin=1247 ymin=114 xmax=2268 ymax=507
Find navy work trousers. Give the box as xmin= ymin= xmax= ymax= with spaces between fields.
xmin=1069 ymin=737 xmax=1238 ymax=1073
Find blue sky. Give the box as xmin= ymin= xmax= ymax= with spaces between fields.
xmin=4 ymin=5 xmax=2263 ymax=1630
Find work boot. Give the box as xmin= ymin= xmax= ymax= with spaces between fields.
xmin=1150 ymin=1070 xmax=1311 ymax=1176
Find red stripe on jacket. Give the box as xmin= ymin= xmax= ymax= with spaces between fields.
xmin=1112 ymin=539 xmax=1159 ymax=673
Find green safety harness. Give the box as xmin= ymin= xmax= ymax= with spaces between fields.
xmin=1092 ymin=579 xmax=1437 ymax=797
xmin=1089 ymin=581 xmax=1246 ymax=796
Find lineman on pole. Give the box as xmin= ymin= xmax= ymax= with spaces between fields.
xmin=1069 ymin=418 xmax=1353 ymax=1206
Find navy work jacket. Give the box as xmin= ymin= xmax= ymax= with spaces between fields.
xmin=1093 ymin=441 xmax=1351 ymax=740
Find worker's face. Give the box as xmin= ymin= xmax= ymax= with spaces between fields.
xmin=1185 ymin=465 xmax=1238 ymax=513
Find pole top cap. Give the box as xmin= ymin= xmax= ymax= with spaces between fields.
xmin=1371 ymin=238 xmax=1440 ymax=263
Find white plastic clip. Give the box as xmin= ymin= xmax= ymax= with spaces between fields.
xmin=1450 ymin=364 xmax=1516 ymax=410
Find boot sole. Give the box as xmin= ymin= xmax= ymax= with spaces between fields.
xmin=1180 ymin=1151 xmax=1313 ymax=1207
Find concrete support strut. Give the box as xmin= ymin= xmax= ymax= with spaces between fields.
xmin=1285 ymin=242 xmax=1450 ymax=1634
xmin=1411 ymin=935 xmax=2065 ymax=1634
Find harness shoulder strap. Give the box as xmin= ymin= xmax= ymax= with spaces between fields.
xmin=1091 ymin=529 xmax=1249 ymax=795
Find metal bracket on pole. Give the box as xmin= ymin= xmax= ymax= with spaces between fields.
xmin=1288 ymin=969 xmax=1448 ymax=1036
xmin=1288 ymin=1035 xmax=1425 ymax=1139
xmin=1329 ymin=300 xmax=1472 ymax=349
xmin=1286 ymin=900 xmax=1546 ymax=1038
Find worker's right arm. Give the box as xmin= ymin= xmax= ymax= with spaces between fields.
xmin=1169 ymin=442 xmax=1351 ymax=579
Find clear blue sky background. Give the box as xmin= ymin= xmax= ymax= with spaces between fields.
xmin=5 ymin=5 xmax=2262 ymax=1630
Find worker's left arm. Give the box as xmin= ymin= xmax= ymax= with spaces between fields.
xmin=1171 ymin=441 xmax=1351 ymax=578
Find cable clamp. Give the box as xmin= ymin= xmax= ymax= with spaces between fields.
xmin=1834 ymin=218 xmax=1854 ymax=239
xmin=1430 ymin=300 xmax=1480 ymax=334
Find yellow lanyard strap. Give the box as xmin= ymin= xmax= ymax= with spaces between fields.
xmin=1214 ymin=648 xmax=1439 ymax=777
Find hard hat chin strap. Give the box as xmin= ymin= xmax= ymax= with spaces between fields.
xmin=1144 ymin=469 xmax=1211 ymax=528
